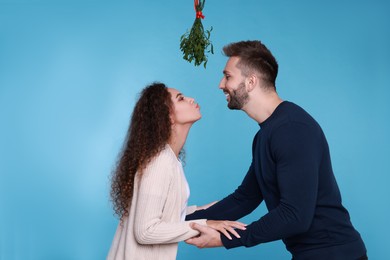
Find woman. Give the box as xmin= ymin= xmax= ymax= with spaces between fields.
xmin=108 ymin=82 xmax=245 ymax=260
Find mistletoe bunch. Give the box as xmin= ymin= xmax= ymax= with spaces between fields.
xmin=180 ymin=0 xmax=213 ymax=68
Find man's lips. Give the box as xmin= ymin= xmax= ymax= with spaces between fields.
xmin=224 ymin=91 xmax=230 ymax=101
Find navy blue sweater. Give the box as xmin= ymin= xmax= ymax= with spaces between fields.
xmin=187 ymin=101 xmax=366 ymax=259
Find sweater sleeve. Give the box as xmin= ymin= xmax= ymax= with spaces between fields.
xmin=222 ymin=122 xmax=323 ymax=248
xmin=186 ymin=133 xmax=263 ymax=221
xmin=186 ymin=163 xmax=263 ymax=221
xmin=134 ymin=152 xmax=206 ymax=245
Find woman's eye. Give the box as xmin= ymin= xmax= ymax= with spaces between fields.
xmin=178 ymin=96 xmax=184 ymax=101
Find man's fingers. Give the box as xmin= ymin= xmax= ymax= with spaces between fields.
xmin=185 ymin=237 xmax=205 ymax=248
xmin=186 ymin=223 xmax=223 ymax=248
xmin=185 ymin=237 xmax=198 ymax=245
xmin=190 ymin=222 xmax=208 ymax=233
xmin=186 ymin=237 xmax=200 ymax=246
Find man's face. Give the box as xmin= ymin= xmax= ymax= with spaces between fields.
xmin=219 ymin=57 xmax=249 ymax=110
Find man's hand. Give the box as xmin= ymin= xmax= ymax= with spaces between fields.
xmin=185 ymin=223 xmax=223 ymax=248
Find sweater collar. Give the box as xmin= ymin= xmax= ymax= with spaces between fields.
xmin=259 ymin=101 xmax=289 ymax=129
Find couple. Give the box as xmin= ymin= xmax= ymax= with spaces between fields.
xmin=107 ymin=40 xmax=367 ymax=260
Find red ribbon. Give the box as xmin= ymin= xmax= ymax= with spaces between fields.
xmin=196 ymin=11 xmax=205 ymax=19
xmin=194 ymin=0 xmax=205 ymax=19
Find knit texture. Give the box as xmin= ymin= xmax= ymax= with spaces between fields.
xmin=107 ymin=145 xmax=206 ymax=260
xmin=187 ymin=102 xmax=366 ymax=259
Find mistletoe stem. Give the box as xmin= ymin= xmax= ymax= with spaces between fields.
xmin=180 ymin=0 xmax=213 ymax=68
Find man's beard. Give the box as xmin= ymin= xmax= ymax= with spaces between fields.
xmin=228 ymin=81 xmax=249 ymax=110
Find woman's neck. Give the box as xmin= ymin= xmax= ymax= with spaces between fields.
xmin=168 ymin=124 xmax=191 ymax=158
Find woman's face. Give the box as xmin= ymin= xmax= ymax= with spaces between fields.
xmin=168 ymin=88 xmax=201 ymax=126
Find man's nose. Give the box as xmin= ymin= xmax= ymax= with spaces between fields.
xmin=218 ymin=78 xmax=225 ymax=89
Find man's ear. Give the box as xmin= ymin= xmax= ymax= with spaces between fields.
xmin=245 ymin=74 xmax=257 ymax=92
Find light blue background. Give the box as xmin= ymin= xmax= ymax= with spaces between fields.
xmin=1 ymin=0 xmax=389 ymax=259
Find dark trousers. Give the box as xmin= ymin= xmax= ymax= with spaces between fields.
xmin=292 ymin=254 xmax=368 ymax=260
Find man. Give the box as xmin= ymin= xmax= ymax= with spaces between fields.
xmin=186 ymin=40 xmax=367 ymax=260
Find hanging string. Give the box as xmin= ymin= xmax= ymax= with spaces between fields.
xmin=194 ymin=0 xmax=205 ymax=19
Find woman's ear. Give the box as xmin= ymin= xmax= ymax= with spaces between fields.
xmin=169 ymin=114 xmax=175 ymax=125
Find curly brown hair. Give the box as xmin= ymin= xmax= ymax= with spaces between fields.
xmin=110 ymin=82 xmax=173 ymax=221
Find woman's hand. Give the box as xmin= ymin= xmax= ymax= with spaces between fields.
xmin=197 ymin=201 xmax=218 ymax=211
xmin=206 ymin=220 xmax=247 ymax=240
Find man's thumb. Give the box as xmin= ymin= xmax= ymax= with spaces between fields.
xmin=191 ymin=222 xmax=206 ymax=231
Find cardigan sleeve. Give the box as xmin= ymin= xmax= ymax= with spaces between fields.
xmin=186 ymin=205 xmax=198 ymax=215
xmin=134 ymin=151 xmax=206 ymax=245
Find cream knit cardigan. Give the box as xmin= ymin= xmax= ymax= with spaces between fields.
xmin=107 ymin=145 xmax=207 ymax=260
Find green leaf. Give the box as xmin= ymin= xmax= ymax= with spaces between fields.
xmin=179 ymin=1 xmax=213 ymax=68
